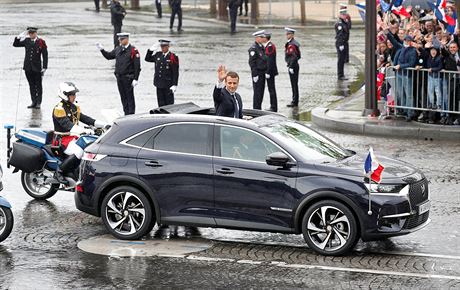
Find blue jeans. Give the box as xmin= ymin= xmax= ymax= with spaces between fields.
xmin=396 ymin=70 xmax=414 ymax=117
xmin=427 ymin=73 xmax=442 ymax=109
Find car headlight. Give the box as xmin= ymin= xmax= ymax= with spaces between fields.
xmin=365 ymin=183 xmax=408 ymax=194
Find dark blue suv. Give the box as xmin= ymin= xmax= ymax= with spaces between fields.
xmin=76 ymin=105 xmax=430 ymax=255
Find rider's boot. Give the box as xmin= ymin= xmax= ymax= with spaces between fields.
xmin=54 ymin=154 xmax=80 ymax=185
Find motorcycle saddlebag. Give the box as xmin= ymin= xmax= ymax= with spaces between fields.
xmin=8 ymin=142 xmax=46 ymax=173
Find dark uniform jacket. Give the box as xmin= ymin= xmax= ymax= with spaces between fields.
xmin=110 ymin=1 xmax=126 ymax=25
xmin=285 ymin=38 xmax=301 ymax=68
xmin=145 ymin=50 xmax=179 ymax=88
xmin=13 ymin=37 xmax=48 ymax=73
xmin=101 ymin=44 xmax=141 ymax=80
xmin=335 ymin=18 xmax=349 ymax=48
xmin=265 ymin=41 xmax=278 ymax=76
xmin=169 ymin=0 xmax=181 ymax=9
xmin=248 ymin=42 xmax=267 ymax=77
xmin=228 ymin=0 xmax=240 ymax=10
xmin=213 ymin=86 xmax=243 ymax=118
xmin=52 ymin=101 xmax=95 ymax=133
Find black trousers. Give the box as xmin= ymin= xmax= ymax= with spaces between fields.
xmin=239 ymin=0 xmax=248 ymax=15
xmin=25 ymin=70 xmax=42 ymax=106
xmin=170 ymin=7 xmax=182 ymax=30
xmin=344 ymin=41 xmax=349 ymax=63
xmin=116 ymin=75 xmax=136 ymax=115
xmin=252 ymin=74 xmax=266 ymax=110
xmin=229 ymin=7 xmax=238 ymax=33
xmin=289 ymin=65 xmax=299 ymax=105
xmin=337 ymin=46 xmax=346 ymax=78
xmin=267 ymin=75 xmax=278 ymax=111
xmin=156 ymin=87 xmax=174 ymax=107
xmin=113 ymin=23 xmax=122 ymax=47
xmin=94 ymin=0 xmax=100 ymax=11
xmin=156 ymin=0 xmax=162 ymax=17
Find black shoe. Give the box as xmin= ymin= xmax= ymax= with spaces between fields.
xmin=34 ymin=104 xmax=41 ymax=109
xmin=286 ymin=102 xmax=298 ymax=108
xmin=27 ymin=104 xmax=37 ymax=109
xmin=338 ymin=76 xmax=348 ymax=80
xmin=177 ymin=28 xmax=184 ymax=32
xmin=54 ymin=170 xmax=69 ymax=185
xmin=265 ymin=107 xmax=277 ymax=112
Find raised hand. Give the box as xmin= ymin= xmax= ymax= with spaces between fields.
xmin=217 ymin=65 xmax=227 ymax=82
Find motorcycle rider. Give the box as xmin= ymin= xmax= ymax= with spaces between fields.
xmin=52 ymin=82 xmax=107 ymax=185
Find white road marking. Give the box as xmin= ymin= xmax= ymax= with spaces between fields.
xmin=237 ymin=260 xmax=263 ymax=265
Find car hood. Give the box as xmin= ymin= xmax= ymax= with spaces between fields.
xmin=314 ymin=154 xmax=424 ymax=183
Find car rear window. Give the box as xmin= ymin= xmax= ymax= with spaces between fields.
xmin=152 ymin=124 xmax=212 ymax=156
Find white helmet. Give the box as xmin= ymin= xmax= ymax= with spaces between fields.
xmin=58 ymin=82 xmax=79 ymax=100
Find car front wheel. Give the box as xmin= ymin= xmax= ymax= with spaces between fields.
xmin=301 ymin=200 xmax=358 ymax=256
xmin=101 ymin=186 xmax=154 ymax=240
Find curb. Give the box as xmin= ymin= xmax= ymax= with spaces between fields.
xmin=311 ymin=107 xmax=460 ymax=141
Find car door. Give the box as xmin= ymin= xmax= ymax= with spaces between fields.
xmin=213 ymin=124 xmax=298 ymax=232
xmin=134 ymin=122 xmax=216 ymax=226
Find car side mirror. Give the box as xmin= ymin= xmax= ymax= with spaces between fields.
xmin=266 ymin=152 xmax=294 ymax=168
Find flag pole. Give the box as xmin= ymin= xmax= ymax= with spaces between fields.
xmin=368 ymin=173 xmax=372 ymax=215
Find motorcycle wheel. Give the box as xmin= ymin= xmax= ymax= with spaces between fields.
xmin=21 ymin=171 xmax=59 ymax=200
xmin=0 ymin=206 xmax=13 ymax=242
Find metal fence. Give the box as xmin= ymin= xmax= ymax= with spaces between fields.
xmin=383 ymin=66 xmax=460 ymax=117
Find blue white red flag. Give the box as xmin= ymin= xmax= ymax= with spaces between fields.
xmin=364 ymin=147 xmax=385 ymax=183
xmin=356 ymin=2 xmax=366 ymax=21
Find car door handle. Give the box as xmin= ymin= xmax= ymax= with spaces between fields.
xmin=216 ymin=168 xmax=234 ymax=175
xmin=144 ymin=160 xmax=162 ymax=168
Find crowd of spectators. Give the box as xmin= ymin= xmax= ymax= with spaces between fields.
xmin=376 ymin=1 xmax=460 ymax=125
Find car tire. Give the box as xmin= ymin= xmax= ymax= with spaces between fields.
xmin=21 ymin=171 xmax=59 ymax=200
xmin=301 ymin=200 xmax=358 ymax=256
xmin=101 ymin=186 xmax=154 ymax=240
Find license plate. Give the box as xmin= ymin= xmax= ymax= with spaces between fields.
xmin=418 ymin=200 xmax=431 ymax=215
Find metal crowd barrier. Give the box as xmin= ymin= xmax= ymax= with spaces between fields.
xmin=383 ymin=66 xmax=460 ymax=116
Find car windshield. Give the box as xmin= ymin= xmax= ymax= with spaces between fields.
xmin=262 ymin=120 xmax=352 ymax=163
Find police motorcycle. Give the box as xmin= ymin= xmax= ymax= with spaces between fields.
xmin=0 ymin=154 xmax=13 ymax=242
xmin=6 ymin=83 xmax=109 ymax=200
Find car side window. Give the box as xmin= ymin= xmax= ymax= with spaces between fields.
xmin=127 ymin=128 xmax=159 ymax=148
xmin=219 ymin=126 xmax=281 ymax=162
xmin=153 ymin=124 xmax=211 ymax=156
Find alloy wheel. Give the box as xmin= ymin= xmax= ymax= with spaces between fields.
xmin=105 ymin=191 xmax=147 ymax=236
xmin=0 ymin=206 xmax=6 ymax=236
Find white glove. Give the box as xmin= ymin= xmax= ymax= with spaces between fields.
xmin=94 ymin=120 xmax=108 ymax=129
xmin=132 ymin=80 xmax=139 ymax=87
xmin=339 ymin=45 xmax=344 ymax=51
xmin=96 ymin=42 xmax=104 ymax=51
xmin=18 ymin=31 xmax=28 ymax=40
xmin=41 ymin=69 xmax=46 ymax=76
xmin=253 ymin=76 xmax=259 ymax=83
xmin=289 ymin=68 xmax=294 ymax=75
xmin=170 ymin=85 xmax=177 ymax=93
xmin=265 ymin=74 xmax=270 ymax=79
xmin=70 ymin=125 xmax=93 ymax=135
xmin=150 ymin=43 xmax=160 ymax=51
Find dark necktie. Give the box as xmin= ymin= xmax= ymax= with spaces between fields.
xmin=232 ymin=93 xmax=239 ymax=118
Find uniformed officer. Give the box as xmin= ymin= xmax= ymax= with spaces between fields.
xmin=52 ymin=82 xmax=106 ymax=184
xmin=228 ymin=0 xmax=239 ymax=34
xmin=155 ymin=0 xmax=162 ymax=18
xmin=335 ymin=9 xmax=349 ymax=80
xmin=339 ymin=4 xmax=352 ymax=63
xmin=248 ymin=30 xmax=268 ymax=110
xmin=285 ymin=27 xmax=301 ymax=107
xmin=110 ymin=0 xmax=126 ymax=48
xmin=96 ymin=33 xmax=141 ymax=115
xmin=145 ymin=39 xmax=179 ymax=107
xmin=265 ymin=32 xmax=278 ymax=112
xmin=13 ymin=27 xmax=48 ymax=109
xmin=169 ymin=0 xmax=183 ymax=31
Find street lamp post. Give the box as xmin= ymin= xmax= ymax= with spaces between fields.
xmin=364 ymin=0 xmax=378 ymax=116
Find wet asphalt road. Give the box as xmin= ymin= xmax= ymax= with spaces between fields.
xmin=1 ymin=2 xmax=460 ymax=289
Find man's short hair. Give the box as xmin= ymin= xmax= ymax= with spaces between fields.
xmin=226 ymin=71 xmax=239 ymax=81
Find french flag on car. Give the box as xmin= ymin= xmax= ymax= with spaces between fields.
xmin=364 ymin=147 xmax=385 ymax=183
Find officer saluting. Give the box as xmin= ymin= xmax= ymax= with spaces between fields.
xmin=145 ymin=39 xmax=179 ymax=107
xmin=335 ymin=8 xmax=349 ymax=80
xmin=285 ymin=27 xmax=301 ymax=108
xmin=265 ymin=32 xmax=278 ymax=112
xmin=13 ymin=27 xmax=48 ymax=109
xmin=248 ymin=30 xmax=268 ymax=110
xmin=96 ymin=33 xmax=141 ymax=115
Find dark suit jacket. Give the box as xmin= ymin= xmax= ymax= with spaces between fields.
xmin=213 ymin=86 xmax=243 ymax=118
xmin=13 ymin=37 xmax=48 ymax=72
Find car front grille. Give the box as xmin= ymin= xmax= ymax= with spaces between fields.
xmin=403 ymin=212 xmax=429 ymax=230
xmin=408 ymin=178 xmax=429 ymax=210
